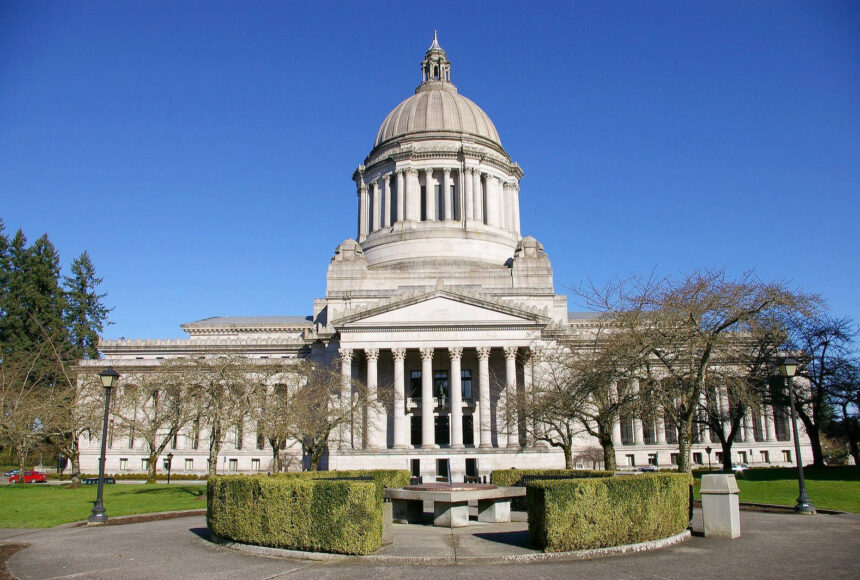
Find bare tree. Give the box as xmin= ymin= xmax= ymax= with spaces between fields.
xmin=0 ymin=350 xmax=47 ymax=471
xmin=828 ymin=357 xmax=859 ymax=465
xmin=110 ymin=361 xmax=198 ymax=482
xmin=588 ymin=270 xmax=815 ymax=473
xmin=785 ymin=314 xmax=858 ymax=467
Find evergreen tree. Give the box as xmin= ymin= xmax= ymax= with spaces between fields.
xmin=64 ymin=251 xmax=112 ymax=359
xmin=0 ymin=219 xmax=10 ymax=323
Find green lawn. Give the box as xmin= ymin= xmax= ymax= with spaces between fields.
xmin=0 ymin=484 xmax=206 ymax=528
xmin=693 ymin=467 xmax=860 ymax=513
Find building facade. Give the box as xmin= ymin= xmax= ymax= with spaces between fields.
xmin=79 ymin=36 xmax=810 ymax=480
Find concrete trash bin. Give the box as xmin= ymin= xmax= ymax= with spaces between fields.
xmin=700 ymin=473 xmax=741 ymax=539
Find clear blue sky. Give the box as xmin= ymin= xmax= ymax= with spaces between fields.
xmin=2 ymin=1 xmax=858 ymax=340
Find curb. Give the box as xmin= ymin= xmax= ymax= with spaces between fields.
xmin=208 ymin=528 xmax=692 ymax=565
xmin=692 ymin=499 xmax=845 ymax=515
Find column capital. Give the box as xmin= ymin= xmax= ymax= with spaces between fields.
xmin=503 ymin=346 xmax=518 ymax=360
xmin=424 ymin=167 xmax=433 ymax=176
xmin=520 ymin=347 xmax=533 ymax=362
xmin=419 ymin=347 xmax=434 ymax=361
xmin=442 ymin=167 xmax=451 ymax=177
xmin=448 ymin=346 xmax=463 ymax=360
xmin=392 ymin=347 xmax=406 ymax=361
xmin=476 ymin=346 xmax=491 ymax=360
xmin=365 ymin=348 xmax=379 ymax=361
xmin=338 ymin=348 xmax=353 ymax=362
xmin=359 ymin=184 xmax=368 ymax=194
xmin=405 ymin=167 xmax=418 ymax=176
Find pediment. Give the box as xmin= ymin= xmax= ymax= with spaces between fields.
xmin=335 ymin=289 xmax=550 ymax=328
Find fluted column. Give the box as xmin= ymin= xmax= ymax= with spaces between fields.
xmin=358 ymin=185 xmax=369 ymax=241
xmin=484 ymin=175 xmax=498 ymax=227
xmin=698 ymin=389 xmax=711 ymax=444
xmin=424 ymin=168 xmax=436 ymax=221
xmin=464 ymin=167 xmax=474 ymax=220
xmin=632 ymin=379 xmax=644 ymax=444
xmin=477 ymin=347 xmax=492 ymax=448
xmin=419 ymin=347 xmax=436 ymax=448
xmin=764 ymin=404 xmax=777 ymax=441
xmin=512 ymin=182 xmax=521 ymax=235
xmin=392 ymin=348 xmax=407 ymax=449
xmin=339 ymin=348 xmax=353 ymax=450
xmin=472 ymin=170 xmax=483 ymax=223
xmin=365 ymin=348 xmax=381 ymax=450
xmin=406 ymin=168 xmax=420 ymax=221
xmin=501 ymin=182 xmax=512 ymax=231
xmin=612 ymin=419 xmax=623 ymax=446
xmin=442 ymin=168 xmax=452 ymax=220
xmin=504 ymin=347 xmax=520 ymax=448
xmin=383 ymin=174 xmax=392 ymax=227
xmin=657 ymin=409 xmax=667 ymax=444
xmin=719 ymin=385 xmax=731 ymax=435
xmin=449 ymin=347 xmax=464 ymax=448
xmin=744 ymin=410 xmax=755 ymax=442
xmin=395 ymin=170 xmax=405 ymax=223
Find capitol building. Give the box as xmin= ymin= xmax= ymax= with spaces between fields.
xmin=79 ymin=36 xmax=809 ymax=480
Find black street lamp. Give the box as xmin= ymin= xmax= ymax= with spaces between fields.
xmin=779 ymin=357 xmax=815 ymax=514
xmin=166 ymin=452 xmax=174 ymax=485
xmin=705 ymin=446 xmax=712 ymax=471
xmin=89 ymin=366 xmax=119 ymax=524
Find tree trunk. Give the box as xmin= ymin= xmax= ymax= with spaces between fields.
xmin=270 ymin=446 xmax=281 ymax=473
xmin=676 ymin=418 xmax=692 ymax=473
xmin=147 ymin=451 xmax=158 ymax=483
xmin=597 ymin=423 xmax=616 ymax=471
xmin=720 ymin=439 xmax=733 ymax=471
xmin=208 ymin=422 xmax=222 ymax=478
xmin=805 ymin=423 xmax=824 ymax=467
xmin=563 ymin=444 xmax=573 ymax=469
xmin=69 ymin=454 xmax=81 ymax=486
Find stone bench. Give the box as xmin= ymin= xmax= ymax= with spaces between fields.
xmin=384 ymin=484 xmax=526 ymax=528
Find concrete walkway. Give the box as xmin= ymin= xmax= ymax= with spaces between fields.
xmin=4 ymin=509 xmax=859 ymax=579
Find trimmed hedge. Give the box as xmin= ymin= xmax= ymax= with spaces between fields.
xmin=272 ymin=469 xmax=411 ymax=502
xmin=527 ymin=473 xmax=691 ymax=552
xmin=490 ymin=468 xmax=613 ymax=487
xmin=208 ymin=475 xmax=382 ymax=554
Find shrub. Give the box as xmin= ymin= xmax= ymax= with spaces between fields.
xmin=527 ymin=473 xmax=691 ymax=552
xmin=55 ymin=472 xmax=208 ymax=481
xmin=272 ymin=469 xmax=411 ymax=502
xmin=490 ymin=468 xmax=613 ymax=487
xmin=207 ymin=475 xmax=382 ymax=555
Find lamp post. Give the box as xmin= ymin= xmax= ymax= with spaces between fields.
xmin=779 ymin=357 xmax=815 ymax=514
xmin=89 ymin=366 xmax=119 ymax=524
xmin=166 ymin=452 xmax=174 ymax=485
xmin=705 ymin=446 xmax=712 ymax=471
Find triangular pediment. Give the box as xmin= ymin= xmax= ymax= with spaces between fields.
xmin=334 ymin=289 xmax=550 ymax=328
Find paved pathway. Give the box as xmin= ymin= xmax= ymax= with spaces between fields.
xmin=4 ymin=509 xmax=859 ymax=579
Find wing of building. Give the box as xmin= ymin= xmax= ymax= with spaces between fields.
xmin=79 ymin=36 xmax=809 ymax=480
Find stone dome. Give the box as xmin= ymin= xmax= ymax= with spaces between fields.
xmin=374 ymin=83 xmax=501 ymax=148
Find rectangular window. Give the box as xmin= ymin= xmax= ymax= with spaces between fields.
xmin=620 ymin=416 xmax=634 ymax=445
xmin=643 ymin=419 xmax=656 ymax=445
xmin=465 ymin=457 xmax=478 ymax=477
xmin=716 ymin=452 xmax=723 ymax=463
xmin=461 ymin=370 xmax=472 ymax=399
xmin=737 ymin=451 xmax=747 ymax=463
xmin=256 ymin=421 xmax=265 ymax=450
xmin=648 ymin=453 xmax=658 ymax=466
xmin=451 ymin=184 xmax=459 ymax=220
xmin=163 ymin=457 xmax=170 ymax=470
xmin=436 ymin=458 xmax=449 ymax=482
xmin=670 ymin=453 xmax=679 ymax=466
xmin=409 ymin=370 xmax=422 ymax=398
xmin=410 ymin=458 xmax=420 ymax=478
xmin=436 ymin=184 xmax=444 ymax=219
xmin=433 ymin=370 xmax=448 ymax=399
xmin=420 ymin=186 xmax=427 ymax=221
xmin=141 ymin=458 xmax=149 ymax=471
xmin=171 ymin=433 xmax=178 ymax=450
xmin=782 ymin=450 xmax=792 ymax=463
xmin=228 ymin=458 xmax=238 ymax=472
xmin=760 ymin=450 xmax=769 ymax=464
xmin=251 ymin=458 xmax=260 ymax=472
xmin=626 ymin=454 xmax=635 ymax=467
xmin=185 ymin=458 xmax=193 ymax=472
xmin=119 ymin=458 xmax=128 ymax=471
xmin=693 ymin=452 xmax=703 ymax=465
xmin=411 ymin=414 xmax=422 ymax=446
xmin=463 ymin=415 xmax=474 ymax=446
xmin=664 ymin=423 xmax=678 ymax=444
xmin=235 ymin=426 xmax=243 ymax=450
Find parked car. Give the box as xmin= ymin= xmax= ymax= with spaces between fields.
xmin=9 ymin=471 xmax=48 ymax=484
xmin=639 ymin=465 xmax=658 ymax=472
xmin=4 ymin=469 xmax=19 ymax=477
xmin=731 ymin=463 xmax=749 ymax=473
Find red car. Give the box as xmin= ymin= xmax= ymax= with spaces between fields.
xmin=9 ymin=471 xmax=48 ymax=484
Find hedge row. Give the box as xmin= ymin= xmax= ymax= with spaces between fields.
xmin=527 ymin=473 xmax=691 ymax=552
xmin=272 ymin=469 xmax=411 ymax=502
xmin=490 ymin=468 xmax=613 ymax=487
xmin=208 ymin=475 xmax=382 ymax=555
xmin=57 ymin=473 xmax=207 ymax=481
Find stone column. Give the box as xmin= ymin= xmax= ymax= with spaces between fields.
xmin=612 ymin=419 xmax=623 ymax=446
xmin=395 ymin=170 xmax=405 ymax=223
xmin=699 ymin=390 xmax=711 ymax=444
xmin=657 ymin=409 xmax=667 ymax=444
xmin=501 ymin=182 xmax=512 ymax=231
xmin=472 ymin=170 xmax=483 ymax=223
xmin=419 ymin=347 xmax=436 ymax=448
xmin=339 ymin=348 xmax=353 ymax=450
xmin=392 ymin=348 xmax=407 ymax=449
xmin=522 ymin=349 xmax=537 ymax=447
xmin=424 ymin=168 xmax=436 ymax=221
xmin=365 ymin=348 xmax=381 ymax=450
xmin=512 ymin=182 xmax=521 ymax=235
xmin=477 ymin=347 xmax=492 ymax=448
xmin=449 ymin=347 xmax=464 ymax=449
xmin=719 ymin=385 xmax=731 ymax=435
xmin=764 ymin=405 xmax=777 ymax=442
xmin=406 ymin=168 xmax=420 ymax=221
xmin=504 ymin=347 xmax=520 ymax=448
xmin=485 ymin=175 xmax=499 ymax=227
xmin=358 ymin=185 xmax=369 ymax=241
xmin=632 ymin=379 xmax=644 ymax=445
xmin=442 ymin=168 xmax=452 ymax=220
xmin=383 ymin=174 xmax=392 ymax=227
xmin=744 ymin=410 xmax=755 ymax=442
xmin=464 ymin=167 xmax=474 ymax=220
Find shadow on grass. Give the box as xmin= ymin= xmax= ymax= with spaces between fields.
xmin=696 ymin=466 xmax=859 ymax=482
xmin=129 ymin=487 xmax=205 ymax=498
